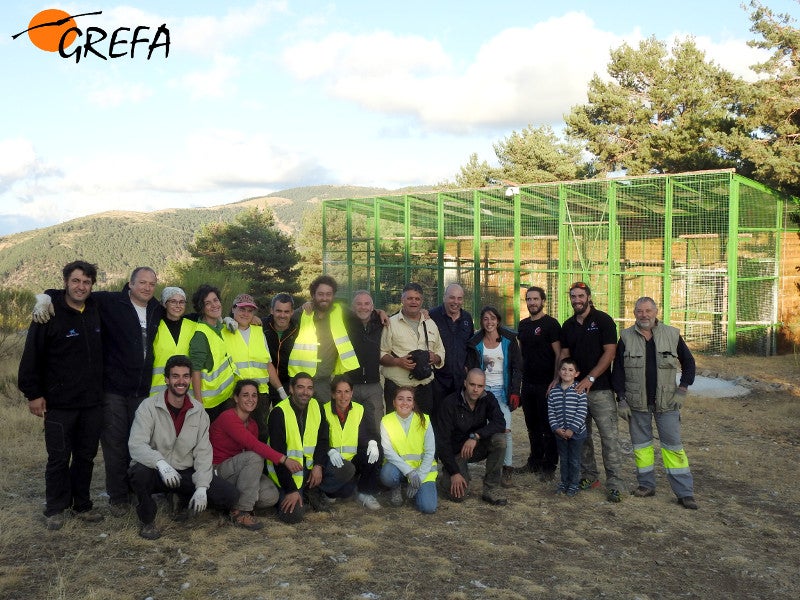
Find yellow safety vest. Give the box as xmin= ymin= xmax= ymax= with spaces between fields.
xmin=323 ymin=401 xmax=363 ymax=461
xmin=151 ymin=319 xmax=196 ymax=395
xmin=288 ymin=304 xmax=359 ymax=377
xmin=267 ymin=397 xmax=323 ymax=489
xmin=223 ymin=324 xmax=272 ymax=393
xmin=381 ymin=412 xmax=437 ymax=483
xmin=194 ymin=322 xmax=236 ymax=409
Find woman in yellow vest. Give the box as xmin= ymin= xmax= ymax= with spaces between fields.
xmin=380 ymin=386 xmax=437 ymax=514
xmin=188 ymin=284 xmax=237 ymax=422
xmin=223 ymin=293 xmax=288 ymax=442
xmin=323 ymin=376 xmax=382 ymax=510
xmin=150 ymin=287 xmax=197 ymax=396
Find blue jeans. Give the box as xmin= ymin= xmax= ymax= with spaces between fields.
xmin=380 ymin=463 xmax=437 ymax=514
xmin=556 ymin=436 xmax=584 ymax=489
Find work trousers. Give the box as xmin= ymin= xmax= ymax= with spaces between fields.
xmin=580 ymin=389 xmax=627 ymax=492
xmin=438 ymin=432 xmax=506 ymax=500
xmin=352 ymin=382 xmax=385 ymax=437
xmin=101 ymin=392 xmax=145 ymax=505
xmin=216 ymin=451 xmax=279 ymax=511
xmin=629 ymin=408 xmax=693 ymax=498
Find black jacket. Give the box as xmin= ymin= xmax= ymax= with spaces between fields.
xmin=18 ymin=293 xmax=103 ymax=409
xmin=264 ymin=313 xmax=299 ymax=386
xmin=345 ymin=310 xmax=383 ymax=385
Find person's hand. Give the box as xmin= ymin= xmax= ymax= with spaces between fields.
xmin=33 ymin=294 xmax=54 ymax=324
xmin=420 ymin=308 xmax=430 ymax=320
xmin=283 ymin=457 xmax=303 ymax=473
xmin=407 ymin=471 xmax=421 ymax=498
xmin=546 ymin=378 xmax=559 ymax=394
xmin=28 ymin=397 xmax=46 ymax=418
xmin=460 ymin=437 xmax=477 ymax=459
xmin=576 ymin=377 xmax=593 ymax=394
xmin=281 ymin=491 xmax=303 ymax=514
xmin=328 ymin=448 xmax=344 ymax=468
xmin=617 ymin=398 xmax=631 ymax=422
xmin=308 ymin=464 xmax=323 ymax=488
xmin=222 ymin=316 xmax=238 ymax=332
xmin=509 ymin=394 xmax=521 ymax=411
xmin=301 ymin=301 xmax=313 ymax=314
xmin=156 ymin=459 xmax=181 ymax=488
xmin=564 ymin=428 xmax=574 ymax=439
xmin=395 ymin=355 xmax=416 ymax=371
xmin=251 ymin=314 xmax=262 ymax=326
xmin=376 ymin=309 xmax=389 ymax=326
xmin=450 ymin=473 xmax=468 ymax=498
xmin=428 ymin=352 xmax=441 ymax=367
xmin=366 ymin=440 xmax=380 ymax=464
xmin=189 ymin=487 xmax=207 ymax=513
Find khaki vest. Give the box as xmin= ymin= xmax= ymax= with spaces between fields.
xmin=619 ymin=322 xmax=682 ymax=412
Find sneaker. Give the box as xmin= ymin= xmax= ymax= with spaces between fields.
xmin=139 ymin=523 xmax=161 ymax=540
xmin=388 ymin=486 xmax=404 ymax=508
xmin=481 ymin=490 xmax=508 ymax=506
xmin=73 ymin=509 xmax=104 ymax=523
xmin=307 ymin=487 xmax=331 ymax=512
xmin=579 ymin=478 xmax=601 ymax=490
xmin=108 ymin=502 xmax=130 ymax=518
xmin=230 ymin=510 xmax=264 ymax=531
xmin=607 ymin=489 xmax=622 ymax=503
xmin=567 ymin=485 xmax=580 ymax=497
xmin=356 ymin=493 xmax=381 ymax=511
xmin=631 ymin=486 xmax=656 ymax=498
xmin=45 ymin=512 xmax=65 ymax=531
xmin=679 ymin=496 xmax=698 ymax=510
xmin=501 ymin=466 xmax=514 ymax=488
xmin=554 ymin=483 xmax=567 ymax=495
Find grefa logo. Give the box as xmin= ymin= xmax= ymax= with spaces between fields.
xmin=12 ymin=8 xmax=170 ymax=62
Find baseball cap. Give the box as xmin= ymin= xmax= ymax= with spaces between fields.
xmin=232 ymin=293 xmax=258 ymax=308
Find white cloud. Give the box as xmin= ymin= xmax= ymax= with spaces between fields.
xmin=87 ymin=82 xmax=154 ymax=107
xmin=177 ymin=54 xmax=240 ymax=98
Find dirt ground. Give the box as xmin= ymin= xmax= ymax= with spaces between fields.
xmin=0 ymin=354 xmax=798 ymax=600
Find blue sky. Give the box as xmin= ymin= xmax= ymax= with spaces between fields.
xmin=0 ymin=0 xmax=797 ymax=236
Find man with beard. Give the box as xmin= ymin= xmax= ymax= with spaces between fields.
xmin=128 ymin=355 xmax=239 ymax=540
xmin=612 ymin=297 xmax=697 ymax=509
xmin=288 ymin=275 xmax=359 ymax=403
xmin=516 ymin=286 xmax=561 ymax=480
xmin=559 ymin=282 xmax=627 ymax=503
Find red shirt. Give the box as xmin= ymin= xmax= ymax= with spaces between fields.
xmin=209 ymin=408 xmax=284 ymax=466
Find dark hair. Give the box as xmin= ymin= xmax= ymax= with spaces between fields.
xmin=402 ymin=282 xmax=424 ymax=296
xmin=479 ymin=305 xmax=504 ymax=342
xmin=165 ymin=355 xmax=193 ymax=378
xmin=310 ymin=275 xmax=337 ymax=296
xmin=233 ymin=379 xmax=260 ymax=397
xmin=526 ymin=286 xmax=546 ymax=302
xmin=330 ymin=374 xmax=353 ymax=393
xmin=62 ymin=260 xmax=98 ymax=284
xmin=130 ymin=266 xmax=156 ymax=284
xmin=192 ymin=284 xmax=222 ymax=314
xmin=393 ymin=385 xmax=427 ymax=429
xmin=558 ymin=357 xmax=579 ymax=370
xmin=290 ymin=371 xmax=314 ymax=387
xmin=270 ymin=292 xmax=295 ymax=310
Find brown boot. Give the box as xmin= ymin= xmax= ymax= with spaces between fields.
xmin=501 ymin=466 xmax=514 ymax=488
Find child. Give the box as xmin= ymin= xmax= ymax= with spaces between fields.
xmin=547 ymin=358 xmax=588 ymax=496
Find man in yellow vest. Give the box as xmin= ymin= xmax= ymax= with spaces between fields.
xmin=288 ymin=275 xmax=359 ymax=404
xmin=612 ymin=297 xmax=698 ymax=509
xmin=266 ymin=372 xmax=355 ymax=523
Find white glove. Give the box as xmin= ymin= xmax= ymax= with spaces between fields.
xmin=189 ymin=486 xmax=207 ymax=513
xmin=617 ymin=398 xmax=631 ymax=422
xmin=328 ymin=448 xmax=344 ymax=468
xmin=156 ymin=459 xmax=181 ymax=488
xmin=223 ymin=316 xmax=238 ymax=332
xmin=406 ymin=471 xmax=421 ymax=498
xmin=366 ymin=440 xmax=379 ymax=464
xmin=33 ymin=294 xmax=54 ymax=324
xmin=277 ymin=386 xmax=289 ymax=401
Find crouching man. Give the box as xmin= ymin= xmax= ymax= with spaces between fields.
xmin=128 ymin=355 xmax=239 ymax=539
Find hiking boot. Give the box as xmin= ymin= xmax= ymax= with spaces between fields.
xmin=108 ymin=502 xmax=130 ymax=518
xmin=501 ymin=466 xmax=514 ymax=488
xmin=388 ymin=486 xmax=404 ymax=508
xmin=356 ymin=493 xmax=381 ymax=511
xmin=307 ymin=487 xmax=331 ymax=512
xmin=230 ymin=510 xmax=264 ymax=531
xmin=139 ymin=523 xmax=161 ymax=540
xmin=679 ymin=496 xmax=698 ymax=510
xmin=631 ymin=486 xmax=656 ymax=498
xmin=579 ymin=478 xmax=601 ymax=490
xmin=481 ymin=490 xmax=508 ymax=506
xmin=73 ymin=509 xmax=104 ymax=523
xmin=606 ymin=489 xmax=622 ymax=503
xmin=46 ymin=512 xmax=65 ymax=531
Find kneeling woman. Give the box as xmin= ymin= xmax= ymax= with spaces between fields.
xmin=379 ymin=386 xmax=437 ymax=514
xmin=209 ymin=379 xmax=303 ymax=529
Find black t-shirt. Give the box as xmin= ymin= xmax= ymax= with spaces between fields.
xmin=560 ymin=308 xmax=618 ymax=390
xmin=518 ymin=314 xmax=561 ymax=384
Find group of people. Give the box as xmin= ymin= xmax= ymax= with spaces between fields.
xmin=18 ymin=263 xmax=698 ymax=540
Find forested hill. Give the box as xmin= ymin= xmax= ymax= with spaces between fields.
xmin=0 ymin=185 xmax=402 ymax=293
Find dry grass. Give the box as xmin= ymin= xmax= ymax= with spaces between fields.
xmin=0 ymin=353 xmax=798 ymax=599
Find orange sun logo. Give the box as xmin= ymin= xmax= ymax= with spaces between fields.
xmin=26 ymin=9 xmax=78 ymax=52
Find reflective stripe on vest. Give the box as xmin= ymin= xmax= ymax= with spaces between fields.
xmin=323 ymin=401 xmax=363 ymax=461
xmin=151 ymin=319 xmax=197 ymax=395
xmin=223 ymin=324 xmax=272 ymax=393
xmin=195 ymin=322 xmax=236 ymax=409
xmin=381 ymin=412 xmax=437 ymax=483
xmin=266 ymin=397 xmax=323 ymax=489
xmin=287 ymin=304 xmax=359 ymax=377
